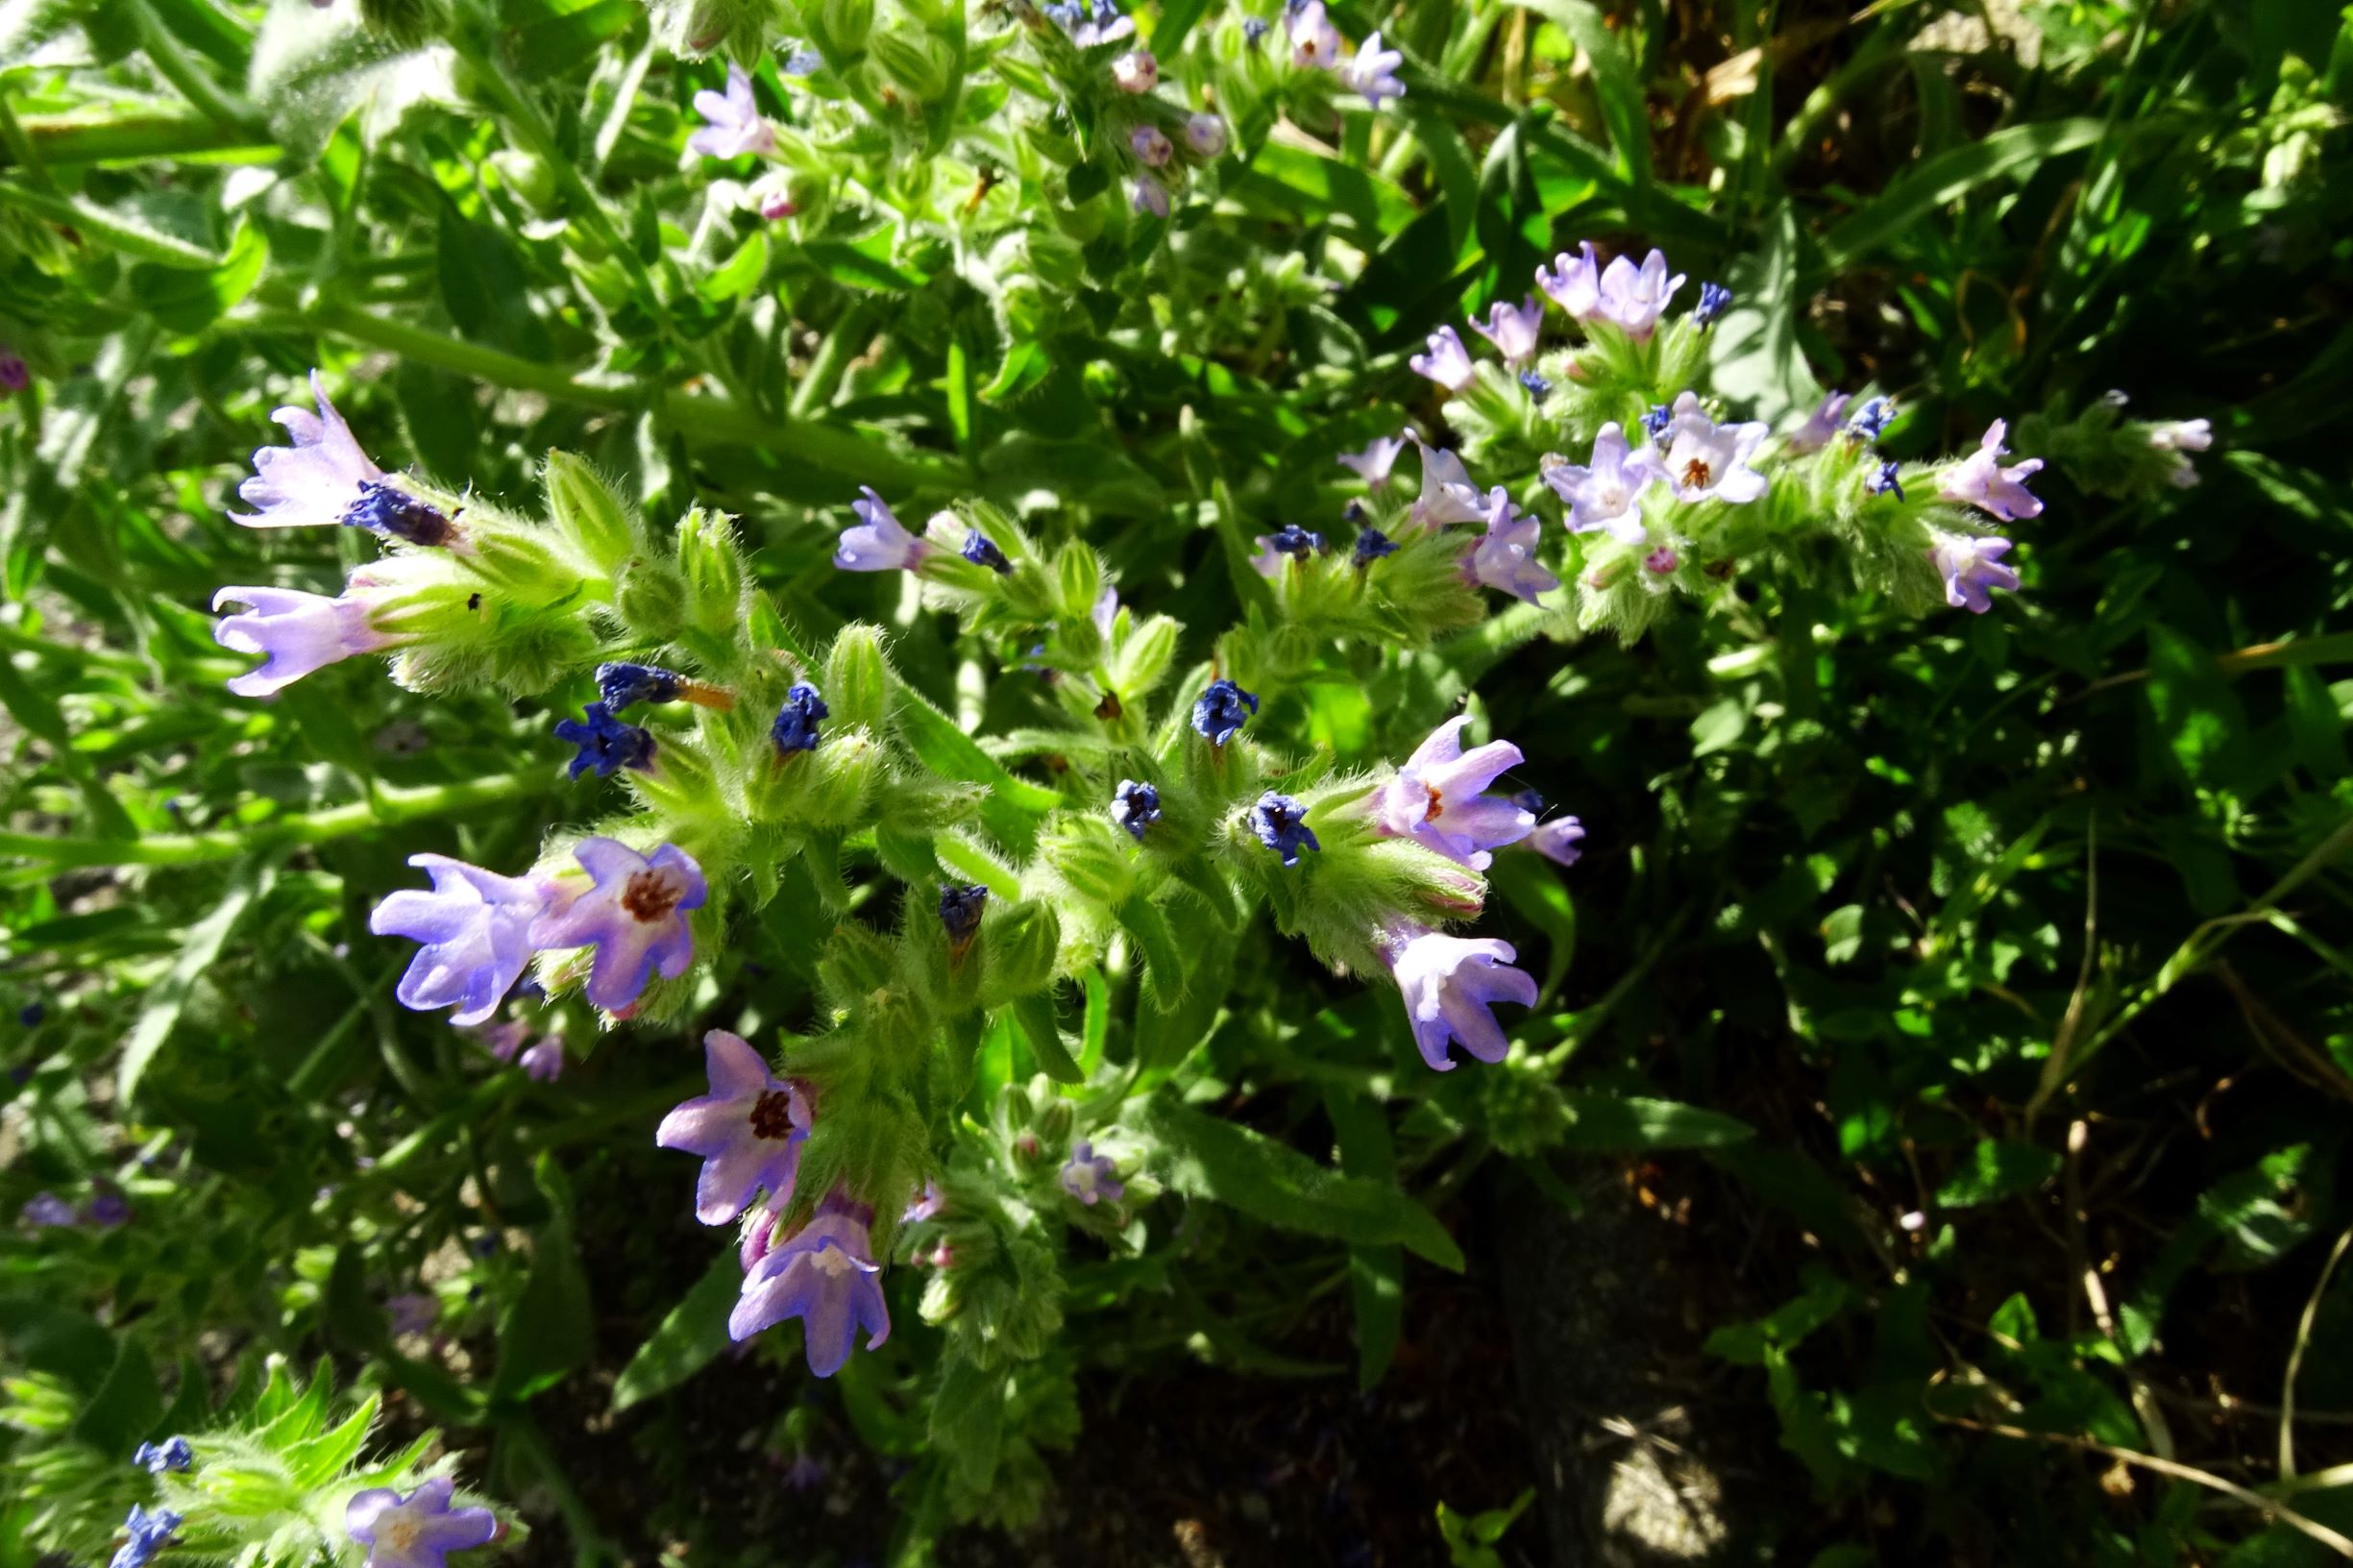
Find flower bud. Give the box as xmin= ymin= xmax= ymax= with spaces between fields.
xmin=1054 ymin=546 xmax=1104 ymax=626
xmin=674 ymin=508 xmax=747 ymax=635
xmin=811 ymin=0 xmax=873 ymax=56
xmin=869 ymin=26 xmax=957 ymax=103
xmin=1039 ymin=816 xmax=1136 ymax=908
xmin=1110 ymin=612 xmax=1179 ymax=698
xmin=544 ymin=452 xmax=638 ymax=578
xmin=491 ymin=150 xmax=560 ymax=214
xmin=817 ymin=918 xmax=899 ymax=1008
xmin=1035 ymin=1097 xmax=1074 ymax=1142
xmin=979 ymin=899 xmax=1061 ymax=1007
xmin=823 ymin=624 xmax=891 ymax=733
xmin=1013 ymin=1131 xmax=1043 ymax=1166
xmin=614 ymin=557 xmax=688 ymax=640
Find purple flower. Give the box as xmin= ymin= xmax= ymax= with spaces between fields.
xmin=230 ymin=372 xmax=381 ymax=529
xmin=553 ymin=702 xmax=655 ymax=779
xmin=784 ymin=46 xmax=823 ymax=74
xmin=1249 ymin=792 xmax=1318 ymax=866
xmin=345 ymin=1478 xmax=497 ymax=1568
xmin=1184 ymin=112 xmax=1228 ymax=158
xmin=1469 ymin=295 xmax=1542 ymax=364
xmin=1409 ymin=326 xmax=1474 ymax=393
xmin=134 ymin=1437 xmax=192 ymax=1475
xmin=939 ymin=884 xmax=988 ymax=947
xmin=475 ymin=1020 xmax=529 ymax=1062
xmin=657 ymin=1029 xmax=812 ymax=1225
xmin=835 ymin=487 xmax=930 ymax=572
xmin=1640 ymin=403 xmax=1674 ymax=440
xmin=1091 ymin=583 xmax=1120 ymax=642
xmin=1338 ymin=434 xmax=1406 ymax=488
xmin=1112 ymin=778 xmax=1162 ymax=841
xmin=212 ymin=586 xmax=395 ymax=698
xmin=1866 ymin=459 xmax=1904 ymax=501
xmin=385 ymin=1292 xmax=439 ymax=1336
xmin=110 ymin=1505 xmax=183 ymax=1568
xmin=1929 ymin=532 xmax=2020 ymax=615
xmin=22 ymin=1193 xmax=75 ymax=1228
xmin=1519 ymin=369 xmax=1552 ymax=400
xmin=1535 ymin=241 xmax=1600 ymax=320
xmin=1655 ymin=391 xmax=1768 ymax=504
xmin=0 ymin=350 xmax=27 ymax=392
xmin=1643 ymin=545 xmax=1679 ymax=574
xmin=527 ymin=839 xmax=707 ymax=1013
xmin=1352 ymin=527 xmax=1397 ymax=566
xmin=961 ymin=530 xmax=1014 ymax=574
xmin=1381 ymin=923 xmax=1537 ymax=1071
xmin=1131 ymin=173 xmax=1170 ymax=218
xmin=1786 ymin=391 xmax=1850 ymax=454
xmin=1060 ymin=1140 xmax=1124 ymax=1205
xmin=1251 ymin=524 xmax=1324 ymax=575
xmin=520 ymin=1039 xmax=564 ymax=1082
xmin=1462 ymin=488 xmax=1559 ymax=602
xmin=1044 ymin=0 xmax=1133 ymax=44
xmin=1405 ymin=434 xmax=1485 ymax=527
xmin=772 ymin=682 xmax=830 ymax=754
xmin=904 ymin=1180 xmax=944 ymax=1222
xmin=85 ymin=1189 xmax=130 ymax=1226
xmin=370 ymin=855 xmax=550 ymax=1027
xmin=1287 ymin=0 xmax=1340 ymax=67
xmin=1112 ymin=49 xmax=1158 ymax=91
xmin=1592 ymin=249 xmax=1686 ymax=338
xmin=1129 ymin=125 xmax=1173 ymax=167
xmin=1530 ymin=816 xmax=1585 ymax=866
xmin=1940 ymin=420 xmax=2045 ymax=523
xmin=783 ymin=1453 xmax=828 ymax=1489
xmin=1372 ymin=716 xmax=1535 ymax=870
xmin=1343 ymin=30 xmax=1404 ymax=105
xmin=1192 ymin=678 xmax=1259 ymax=744
xmin=729 ymin=1193 xmax=892 ymax=1376
xmin=596 ymin=662 xmax=685 ymax=709
xmin=1541 ymin=422 xmax=1661 ymax=547
xmin=1691 ymin=281 xmax=1732 ymax=327
xmin=688 ymin=65 xmax=775 ymax=159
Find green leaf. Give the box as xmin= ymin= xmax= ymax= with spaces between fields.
xmin=928 ymin=1352 xmax=1005 ymax=1489
xmin=127 ymin=219 xmax=267 ymax=331
xmin=491 ymin=1152 xmax=593 ymax=1404
xmin=1012 ymin=990 xmax=1081 ymax=1083
xmin=69 ymin=1336 xmax=162 ymax=1458
xmin=1933 ymin=1139 xmax=2061 ymax=1210
xmin=1817 ymin=118 xmax=2108 ymax=272
xmin=1503 ymin=0 xmax=1651 ymax=186
xmin=890 ymin=677 xmax=1059 ymax=849
xmin=1558 ymin=1093 xmax=1753 ymax=1152
xmin=610 ymin=1247 xmax=742 ymax=1412
xmin=119 ymin=858 xmax=273 ymax=1103
xmin=1324 ymin=1086 xmax=1404 ymax=1391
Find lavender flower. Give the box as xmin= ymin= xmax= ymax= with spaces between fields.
xmin=1060 ymin=1140 xmax=1124 ymax=1206
xmin=520 ymin=1040 xmax=563 ymax=1082
xmin=783 ymin=1453 xmax=827 ymax=1490
xmin=110 ymin=1505 xmax=183 ymax=1568
xmin=1534 ymin=241 xmax=1600 ymax=320
xmin=1129 ymin=125 xmax=1173 ymax=167
xmin=345 ymin=1479 xmax=497 ymax=1568
xmin=1372 ymin=716 xmax=1535 ymax=870
xmin=1112 ymin=49 xmax=1158 ymax=91
xmin=1592 ymin=249 xmax=1687 ymax=338
xmin=1287 ymin=0 xmax=1340 ymax=67
xmin=0 ymin=350 xmax=26 ymax=392
xmin=1132 ymin=174 xmax=1171 ymax=218
xmin=772 ymin=682 xmax=829 ymax=754
xmin=1406 ymin=434 xmax=1485 ymax=527
xmin=553 ymin=702 xmax=655 ymax=778
xmin=1250 ymin=792 xmax=1318 ymax=866
xmin=21 ymin=1193 xmax=74 ymax=1228
xmin=1352 ymin=527 xmax=1397 ymax=566
xmin=527 ymin=839 xmax=707 ymax=1013
xmin=1343 ymin=31 xmax=1404 ymax=106
xmin=1691 ymin=281 xmax=1732 ymax=327
xmin=1383 ymin=924 xmax=1537 ymax=1071
xmin=369 ymin=855 xmax=550 ymax=1027
xmin=939 ymin=884 xmax=989 ymax=947
xmin=596 ymin=662 xmax=684 ymax=709
xmin=1530 ymin=816 xmax=1585 ymax=866
xmin=835 ymin=487 xmax=931 ymax=571
xmin=1192 ymin=677 xmax=1259 ymax=745
xmin=1112 ymin=779 xmax=1162 ymax=841
xmin=1463 ymin=488 xmax=1560 ymax=602
xmin=1929 ymin=532 xmax=2020 ymax=615
xmin=1655 ymin=391 xmax=1768 ymax=504
xmin=729 ymin=1192 xmax=892 ymax=1376
xmin=657 ymin=1029 xmax=812 ymax=1225
xmin=783 ymin=47 xmax=823 ymax=74
xmin=1939 ymin=420 xmax=2045 ymax=522
xmin=233 ymin=373 xmax=407 ymax=535
xmin=1338 ymin=434 xmax=1406 ymax=488
xmin=1786 ymin=391 xmax=1850 ymax=454
xmin=85 ymin=1190 xmax=130 ymax=1227
xmin=1184 ymin=112 xmax=1229 ymax=158
xmin=134 ymin=1438 xmax=192 ymax=1475
xmin=904 ymin=1180 xmax=944 ymax=1222
xmin=212 ymin=586 xmax=394 ymax=698
xmin=1541 ymin=422 xmax=1661 ymax=546
xmin=1845 ymin=396 xmax=1896 ymax=444
xmin=1044 ymin=0 xmax=1134 ymax=44
xmin=688 ymin=65 xmax=776 ymax=159
xmin=1866 ymin=460 xmax=1903 ymax=501
xmin=1409 ymin=326 xmax=1474 ymax=393
xmin=1465 ymin=295 xmax=1542 ymax=365
xmin=385 ymin=1292 xmax=439 ymax=1337
xmin=961 ymin=530 xmax=1014 ymax=574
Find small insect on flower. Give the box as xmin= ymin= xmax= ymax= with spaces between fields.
xmin=553 ymin=702 xmax=656 ymax=779
xmin=1250 ymin=792 xmax=1320 ymax=867
xmin=1061 ymin=1140 xmax=1125 ymax=1206
xmin=772 ymin=682 xmax=830 ymax=755
xmin=345 ymin=1478 xmax=497 ymax=1568
xmin=1112 ymin=778 xmax=1163 ymax=841
xmin=939 ymin=884 xmax=989 ymax=956
xmin=1191 ymin=677 xmax=1260 ymax=745
xmin=961 ymin=529 xmax=1015 ymax=574
xmin=133 ymin=1437 xmax=193 ymax=1475
xmin=1352 ymin=527 xmax=1398 ymax=566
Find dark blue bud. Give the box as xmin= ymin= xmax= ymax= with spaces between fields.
xmin=1692 ymin=282 xmax=1732 ymax=328
xmin=552 ymin=702 xmax=655 ymax=778
xmin=134 ymin=1437 xmax=192 ymax=1475
xmin=17 ymin=1002 xmax=42 ymax=1027
xmin=1866 ymin=459 xmax=1904 ymax=501
xmin=1112 ymin=779 xmax=1162 ymax=841
xmin=1846 ymin=397 xmax=1895 ymax=444
xmin=596 ymin=662 xmax=684 ymax=709
xmin=1249 ymin=792 xmax=1318 ymax=867
xmin=1508 ymin=787 xmax=1544 ymax=813
xmin=1518 ymin=369 xmax=1553 ymax=400
xmin=1640 ymin=404 xmax=1674 ymax=439
xmin=1351 ymin=528 xmax=1397 ymax=566
xmin=938 ymin=884 xmax=988 ymax=943
xmin=340 ymin=480 xmax=454 ymax=548
xmin=962 ymin=530 xmax=1014 ymax=575
xmin=1191 ymin=678 xmax=1259 ymax=745
xmin=772 ymin=682 xmax=830 ymax=754
xmin=1243 ymin=14 xmax=1269 ymax=41
xmin=1267 ymin=525 xmax=1323 ymax=560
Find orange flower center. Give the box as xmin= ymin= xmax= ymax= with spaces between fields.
xmin=1682 ymin=458 xmax=1713 ymax=489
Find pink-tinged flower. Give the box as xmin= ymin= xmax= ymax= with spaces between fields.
xmin=1592 ymin=249 xmax=1686 ymax=337
xmin=903 ymin=1180 xmax=944 ymax=1223
xmin=1406 ymin=434 xmax=1485 ymax=527
xmin=688 ymin=64 xmax=775 ymax=159
xmin=1530 ymin=816 xmax=1585 ymax=866
xmin=1129 ymin=124 xmax=1173 ymax=167
xmin=1043 ymin=0 xmax=1134 ymax=45
xmin=1112 ymin=49 xmax=1158 ymax=91
xmin=835 ymin=486 xmax=930 ymax=572
xmin=1462 ymin=488 xmax=1559 ymax=602
xmin=1785 ymin=390 xmax=1850 ymax=454
xmin=1409 ymin=326 xmax=1474 ymax=392
xmin=1939 ymin=420 xmax=2044 ymax=523
xmin=657 ymin=1029 xmax=813 ymax=1225
xmin=1643 ymin=545 xmax=1679 ymax=574
xmin=1540 ymin=422 xmax=1661 ymax=546
xmin=1468 ymin=295 xmax=1543 ymax=365
xmin=1373 ymin=715 xmax=1535 ymax=870
xmin=230 ymin=372 xmax=382 ymax=529
xmin=527 ymin=839 xmax=707 ymax=1013
xmin=370 ymin=855 xmax=551 ymax=1027
xmin=1339 ymin=434 xmax=1407 ymax=488
xmin=752 ymin=174 xmax=797 ymax=220
xmin=729 ymin=1191 xmax=892 ymax=1377
xmin=344 ymin=1478 xmax=497 ymax=1568
xmin=1534 ymin=242 xmax=1600 ymax=320
xmin=1287 ymin=0 xmax=1341 ymax=67
xmin=1655 ymin=391 xmax=1768 ymax=503
xmin=1928 ymin=532 xmax=2019 ymax=615
xmin=1343 ymin=30 xmax=1404 ymax=105
xmin=1132 ymin=173 xmax=1170 ymax=217
xmin=212 ymin=585 xmax=395 ymax=698
xmin=740 ymin=1207 xmax=778 ymax=1270
xmin=520 ymin=1040 xmax=563 ymax=1081
xmin=1060 ymin=1140 xmax=1124 ymax=1205
xmin=1381 ymin=922 xmax=1538 ymax=1071
xmin=1184 ymin=112 xmax=1228 ymax=159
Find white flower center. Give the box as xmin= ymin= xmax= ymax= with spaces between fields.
xmin=809 ymin=1245 xmax=856 ymax=1279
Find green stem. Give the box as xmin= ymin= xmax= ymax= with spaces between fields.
xmin=1 ymin=111 xmax=273 ymax=168
xmin=128 ymin=0 xmax=265 ymax=135
xmin=0 ymin=770 xmax=549 ymax=870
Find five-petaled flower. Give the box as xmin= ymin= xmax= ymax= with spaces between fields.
xmin=1405 ymin=434 xmax=1485 ymax=527
xmin=1462 ymin=488 xmax=1560 ymax=602
xmin=1338 ymin=434 xmax=1406 ymax=488
xmin=729 ymin=1191 xmax=893 ymax=1377
xmin=658 ymin=1029 xmax=813 ymax=1225
xmin=1343 ymin=31 xmax=1404 ymax=106
xmin=688 ymin=64 xmax=775 ymax=159
xmin=1655 ymin=392 xmax=1769 ymax=504
xmin=231 ymin=373 xmax=453 ymax=545
xmin=370 ymin=854 xmax=551 ymax=1027
xmin=1534 ymin=241 xmax=1600 ymax=320
xmin=528 ymin=839 xmax=707 ymax=1013
xmin=1112 ymin=779 xmax=1163 ymax=841
xmin=1382 ymin=923 xmax=1538 ymax=1071
xmin=1250 ymin=792 xmax=1319 ymax=866
xmin=212 ymin=585 xmax=395 ymax=698
xmin=553 ymin=701 xmax=655 ymax=778
xmin=1192 ymin=677 xmax=1259 ymax=745
xmin=1786 ymin=390 xmax=1850 ymax=454
xmin=1409 ymin=326 xmax=1474 ymax=393
xmin=1372 ymin=716 xmax=1536 ymax=870
xmin=1469 ymin=295 xmax=1543 ymax=364
xmin=1287 ymin=0 xmax=1340 ymax=67
xmin=772 ymin=682 xmax=830 ymax=754
xmin=836 ymin=487 xmax=931 ymax=572
xmin=1929 ymin=532 xmax=2020 ymax=615
xmin=1939 ymin=420 xmax=2045 ymax=523
xmin=1542 ymin=422 xmax=1661 ymax=547
xmin=345 ymin=1477 xmax=498 ymax=1568
xmin=1060 ymin=1140 xmax=1125 ymax=1206
xmin=1591 ymin=249 xmax=1687 ymax=338
xmin=134 ymin=1437 xmax=192 ymax=1475
xmin=1530 ymin=816 xmax=1586 ymax=867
